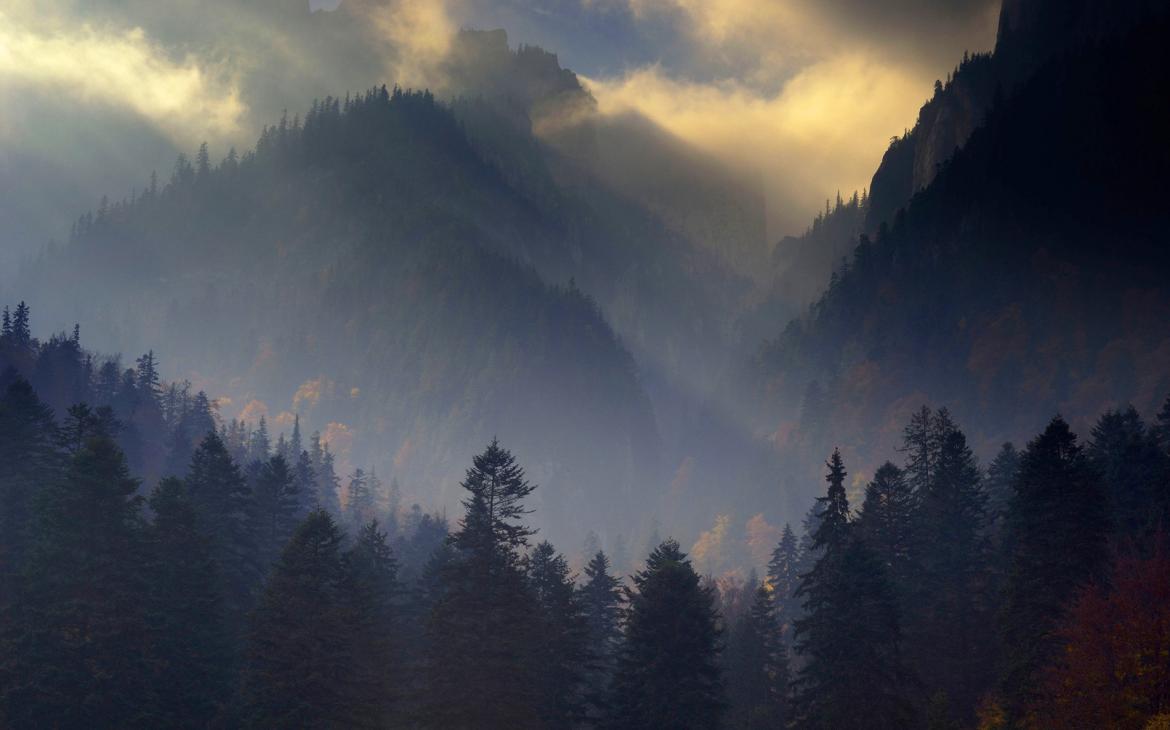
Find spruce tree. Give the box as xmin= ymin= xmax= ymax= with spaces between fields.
xmin=242 ymin=510 xmax=348 ymax=727
xmin=145 ymin=478 xmax=231 ymax=728
xmin=1087 ymin=406 xmax=1167 ymax=545
xmin=347 ymin=467 xmax=376 ymax=533
xmin=0 ymin=377 xmax=60 ymax=602
xmin=338 ymin=520 xmax=401 ymax=728
xmin=911 ymin=425 xmax=993 ymax=719
xmin=725 ymin=585 xmax=789 ymax=729
xmin=184 ymin=432 xmax=258 ymax=629
xmin=766 ymin=522 xmax=801 ymax=637
xmin=526 ymin=541 xmax=590 ymax=728
xmin=984 ymin=442 xmax=1020 ymax=547
xmin=855 ymin=462 xmax=916 ymax=602
xmin=608 ymin=540 xmax=724 ymax=730
xmin=792 ymin=449 xmax=913 ymax=729
xmin=8 ymin=434 xmax=154 ymax=727
xmin=579 ymin=550 xmax=623 ymax=723
xmin=250 ymin=454 xmax=301 ymax=568
xmin=423 ymin=440 xmax=540 ymax=728
xmin=1000 ymin=416 xmax=1109 ymax=724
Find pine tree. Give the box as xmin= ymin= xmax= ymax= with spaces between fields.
xmin=145 ymin=478 xmax=231 ymax=728
xmin=911 ymin=425 xmax=993 ymax=720
xmin=725 ymin=585 xmax=789 ymax=729
xmin=347 ymin=467 xmax=376 ymax=532
xmin=579 ymin=550 xmax=622 ymax=722
xmin=250 ymin=455 xmax=301 ymax=567
xmin=526 ymin=541 xmax=589 ymax=728
xmin=608 ymin=539 xmax=724 ymax=730
xmin=856 ymin=462 xmax=917 ymax=598
xmin=310 ymin=433 xmax=341 ymax=514
xmin=0 ymin=377 xmax=60 ymax=596
xmin=292 ymin=449 xmax=317 ymax=522
xmin=984 ymin=442 xmax=1020 ymax=547
xmin=134 ymin=350 xmax=161 ymax=403
xmin=8 ymin=434 xmax=154 ymax=727
xmin=9 ymin=302 xmax=31 ymax=348
xmin=184 ymin=432 xmax=258 ymax=629
xmin=1087 ymin=406 xmax=1167 ymax=545
xmin=766 ymin=522 xmax=801 ymax=637
xmin=242 ymin=510 xmax=349 ymax=727
xmin=338 ymin=520 xmax=401 ymax=728
xmin=423 ymin=439 xmax=540 ymax=728
xmin=1000 ymin=416 xmax=1109 ymax=724
xmin=248 ymin=416 xmax=271 ymax=464
xmin=792 ymin=449 xmax=914 ymax=729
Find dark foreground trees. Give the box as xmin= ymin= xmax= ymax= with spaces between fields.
xmin=608 ymin=539 xmax=724 ymax=730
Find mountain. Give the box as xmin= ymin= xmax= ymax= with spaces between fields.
xmin=749 ymin=1 xmax=1170 ymax=505
xmin=16 ymin=88 xmax=669 ymax=542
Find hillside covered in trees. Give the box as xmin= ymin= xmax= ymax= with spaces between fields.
xmin=5 ymin=312 xmax=1170 ymax=728
xmin=751 ymin=1 xmax=1170 ymax=513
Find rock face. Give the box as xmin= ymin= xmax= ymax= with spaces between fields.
xmin=865 ymin=0 xmax=1159 ymax=232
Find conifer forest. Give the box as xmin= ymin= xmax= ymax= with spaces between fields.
xmin=1 ymin=0 xmax=1169 ymax=727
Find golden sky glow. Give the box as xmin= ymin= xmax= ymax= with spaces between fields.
xmin=0 ymin=10 xmax=244 ymax=146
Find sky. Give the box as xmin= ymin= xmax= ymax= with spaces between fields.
xmin=0 ymin=0 xmax=1002 ymax=256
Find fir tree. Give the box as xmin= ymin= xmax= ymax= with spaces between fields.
xmin=766 ymin=522 xmax=801 ymax=637
xmin=999 ymin=416 xmax=1109 ymax=724
xmin=250 ymin=455 xmax=301 ymax=567
xmin=347 ymin=467 xmax=376 ymax=533
xmin=608 ymin=540 xmax=724 ymax=730
xmin=856 ymin=462 xmax=917 ymax=599
xmin=984 ymin=442 xmax=1020 ymax=547
xmin=423 ymin=440 xmax=540 ymax=729
xmin=526 ymin=541 xmax=590 ymax=729
xmin=8 ymin=434 xmax=154 ymax=727
xmin=725 ymin=585 xmax=789 ymax=729
xmin=184 ymin=432 xmax=258 ymax=629
xmin=792 ymin=450 xmax=914 ymax=729
xmin=1087 ymin=406 xmax=1167 ymax=545
xmin=338 ymin=520 xmax=401 ymax=728
xmin=145 ymin=478 xmax=230 ymax=728
xmin=579 ymin=550 xmax=623 ymax=723
xmin=910 ymin=425 xmax=992 ymax=720
xmin=242 ymin=510 xmax=348 ymax=727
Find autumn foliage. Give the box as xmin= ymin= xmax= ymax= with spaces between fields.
xmin=1034 ymin=542 xmax=1170 ymax=729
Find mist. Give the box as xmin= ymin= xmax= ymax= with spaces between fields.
xmin=2 ymin=0 xmax=1170 ymax=727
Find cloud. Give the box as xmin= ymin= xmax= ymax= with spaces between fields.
xmin=0 ymin=11 xmax=245 ymax=146
xmin=583 ymin=53 xmax=929 ymax=234
xmin=352 ymin=0 xmax=459 ymax=90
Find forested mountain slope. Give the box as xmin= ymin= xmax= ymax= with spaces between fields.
xmin=751 ymin=7 xmax=1170 ymax=502
xmin=18 ymin=89 xmax=666 ymax=541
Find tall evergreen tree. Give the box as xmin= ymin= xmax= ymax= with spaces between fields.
xmin=766 ymin=522 xmax=801 ymax=637
xmin=526 ymin=541 xmax=590 ymax=728
xmin=792 ymin=449 xmax=913 ymax=729
xmin=184 ymin=432 xmax=257 ymax=629
xmin=145 ymin=478 xmax=230 ymax=728
xmin=579 ymin=550 xmax=623 ymax=723
xmin=0 ymin=377 xmax=60 ymax=601
xmin=1087 ymin=406 xmax=1167 ymax=545
xmin=1000 ymin=416 xmax=1109 ymax=725
xmin=338 ymin=520 xmax=401 ymax=728
xmin=347 ymin=467 xmax=376 ymax=533
xmin=984 ymin=442 xmax=1020 ymax=547
xmin=855 ymin=462 xmax=916 ymax=602
xmin=725 ymin=585 xmax=789 ymax=729
xmin=608 ymin=540 xmax=724 ymax=730
xmin=250 ymin=454 xmax=301 ymax=567
xmin=242 ymin=510 xmax=348 ymax=728
xmin=910 ymin=425 xmax=993 ymax=721
xmin=423 ymin=440 xmax=540 ymax=728
xmin=7 ymin=434 xmax=154 ymax=728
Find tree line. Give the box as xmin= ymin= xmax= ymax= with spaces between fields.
xmin=5 ymin=306 xmax=1170 ymax=728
